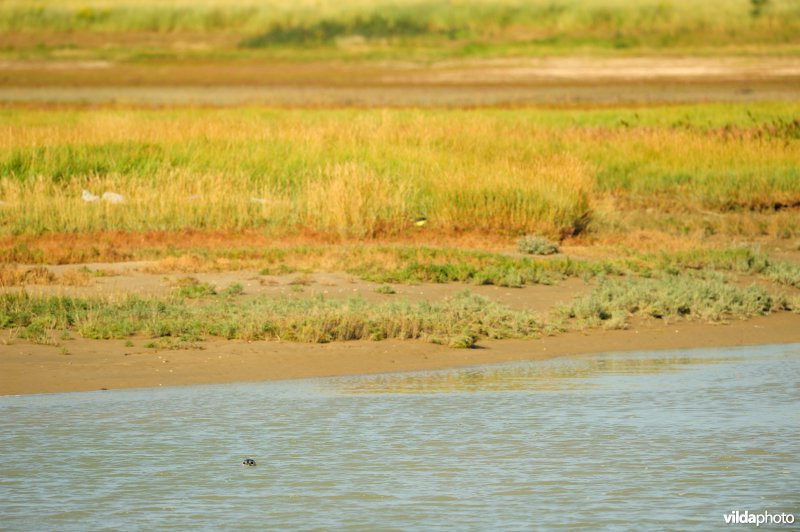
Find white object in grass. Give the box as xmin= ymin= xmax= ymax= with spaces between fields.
xmin=101 ymin=191 xmax=125 ymax=204
xmin=82 ymin=189 xmax=100 ymax=202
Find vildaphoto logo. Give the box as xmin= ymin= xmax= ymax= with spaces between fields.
xmin=723 ymin=510 xmax=796 ymax=527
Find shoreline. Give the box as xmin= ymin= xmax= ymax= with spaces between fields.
xmin=2 ymin=312 xmax=797 ymax=396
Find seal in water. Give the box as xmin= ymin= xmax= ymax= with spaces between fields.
xmin=242 ymin=458 xmax=257 ymax=467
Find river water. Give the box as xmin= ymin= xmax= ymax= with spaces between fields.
xmin=1 ymin=344 xmax=798 ymax=530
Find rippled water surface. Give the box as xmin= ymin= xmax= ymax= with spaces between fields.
xmin=2 ymin=344 xmax=799 ymax=530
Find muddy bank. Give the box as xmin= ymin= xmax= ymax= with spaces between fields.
xmin=2 ymin=312 xmax=797 ymax=395
xmin=2 ymin=56 xmax=798 ymax=105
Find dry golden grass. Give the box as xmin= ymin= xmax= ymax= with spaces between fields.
xmin=138 ymin=255 xmax=236 ymax=274
xmin=0 ymin=119 xmax=597 ymax=238
xmin=431 ymin=155 xmax=592 ymax=236
xmin=0 ymin=265 xmax=91 ymax=287
xmin=59 ymin=269 xmax=93 ymax=286
xmin=303 ymin=162 xmax=416 ymax=237
xmin=1 ymin=105 xmax=798 ymax=250
xmin=1 ymin=172 xmax=283 ymax=234
xmin=0 ymin=266 xmax=55 ymax=286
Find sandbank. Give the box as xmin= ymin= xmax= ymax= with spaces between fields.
xmin=2 ymin=312 xmax=797 ymax=396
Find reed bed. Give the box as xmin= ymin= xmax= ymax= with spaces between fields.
xmin=1 ymin=105 xmax=798 ymax=239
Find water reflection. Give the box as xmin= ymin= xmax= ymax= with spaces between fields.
xmin=335 ymin=353 xmax=738 ymax=395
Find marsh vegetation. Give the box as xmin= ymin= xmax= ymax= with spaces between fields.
xmin=1 ymin=0 xmax=798 ymax=354
xmin=1 ymin=104 xmax=798 ymax=239
xmin=2 ymin=0 xmax=799 ymax=60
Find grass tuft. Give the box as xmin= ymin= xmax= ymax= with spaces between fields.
xmin=375 ymin=285 xmax=396 ymax=295
xmin=173 ymin=277 xmax=217 ymax=298
xmin=0 ymin=266 xmax=55 ymax=286
xmin=518 ymin=235 xmax=560 ymax=255
xmin=0 ymin=290 xmax=540 ymax=346
xmin=557 ymin=275 xmax=776 ymax=329
xmin=221 ymin=283 xmax=245 ymax=297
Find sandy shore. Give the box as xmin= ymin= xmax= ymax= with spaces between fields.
xmin=2 ymin=259 xmax=799 ymax=395
xmin=2 ymin=313 xmax=797 ymax=396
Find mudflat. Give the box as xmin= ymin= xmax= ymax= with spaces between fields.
xmin=2 ymin=261 xmax=798 ymax=395
xmin=2 ymin=313 xmax=797 ymax=396
xmin=2 ymin=56 xmax=798 ymax=106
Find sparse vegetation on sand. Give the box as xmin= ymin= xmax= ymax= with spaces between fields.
xmin=518 ymin=235 xmax=559 ymax=255
xmin=3 ymin=240 xmax=800 ymax=293
xmin=556 ymin=275 xmax=786 ymax=330
xmin=3 ymin=269 xmax=797 ymax=349
xmin=0 ymin=290 xmax=541 ymax=348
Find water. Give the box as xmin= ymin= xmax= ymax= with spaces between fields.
xmin=1 ymin=344 xmax=798 ymax=530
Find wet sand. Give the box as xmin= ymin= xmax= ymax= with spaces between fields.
xmin=2 ymin=260 xmax=799 ymax=395
xmin=2 ymin=310 xmax=798 ymax=396
xmin=2 ymin=56 xmax=798 ymax=105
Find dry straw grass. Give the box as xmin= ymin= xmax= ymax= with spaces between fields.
xmin=1 ymin=171 xmax=298 ymax=235
xmin=59 ymin=269 xmax=93 ymax=286
xmin=1 ymin=106 xmax=798 ymax=241
xmin=0 ymin=265 xmax=91 ymax=287
xmin=303 ymin=162 xmax=416 ymax=237
xmin=431 ymin=155 xmax=591 ymax=236
xmin=0 ymin=266 xmax=54 ymax=286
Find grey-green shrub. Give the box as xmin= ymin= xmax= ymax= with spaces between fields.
xmin=557 ymin=275 xmax=775 ymax=327
xmin=518 ymin=235 xmax=559 ymax=255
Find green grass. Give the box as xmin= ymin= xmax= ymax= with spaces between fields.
xmin=221 ymin=282 xmax=245 ymax=297
xmin=0 ymin=290 xmax=541 ymax=347
xmin=341 ymin=246 xmax=800 ymax=290
xmin=17 ymin=319 xmax=59 ymax=345
xmin=518 ymin=235 xmax=560 ymax=255
xmin=762 ymin=261 xmax=800 ymax=289
xmin=648 ymin=248 xmax=800 ymax=289
xmin=375 ymin=285 xmax=396 ymax=295
xmin=4 ymin=266 xmax=795 ymax=348
xmin=1 ymin=0 xmax=799 ymax=59
xmin=173 ymin=277 xmax=217 ymax=298
xmin=556 ymin=274 xmax=783 ymax=329
xmin=1 ymin=104 xmax=798 ymax=239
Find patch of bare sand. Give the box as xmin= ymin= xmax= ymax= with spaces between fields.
xmin=1 ymin=313 xmax=798 ymax=396
xmin=390 ymin=56 xmax=800 ymax=83
xmin=4 ymin=56 xmax=800 ymax=86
